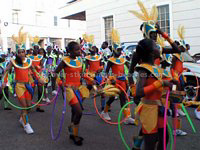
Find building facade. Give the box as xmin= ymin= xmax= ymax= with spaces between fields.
xmin=60 ymin=0 xmax=200 ymax=55
xmin=0 ymin=0 xmax=86 ymax=52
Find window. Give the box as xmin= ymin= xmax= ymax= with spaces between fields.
xmin=36 ymin=13 xmax=42 ymax=25
xmin=12 ymin=11 xmax=18 ymax=24
xmin=54 ymin=16 xmax=58 ymax=26
xmin=104 ymin=16 xmax=113 ymax=45
xmin=157 ymin=5 xmax=170 ymax=36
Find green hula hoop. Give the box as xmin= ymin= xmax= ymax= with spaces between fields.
xmin=118 ymin=101 xmax=133 ymax=150
xmin=167 ymin=123 xmax=173 ymax=150
xmin=118 ymin=101 xmax=174 ymax=150
xmin=2 ymin=71 xmax=44 ymax=110
xmin=3 ymin=85 xmax=44 ymax=110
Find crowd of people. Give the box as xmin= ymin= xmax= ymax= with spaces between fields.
xmin=0 ymin=1 xmax=199 ymax=150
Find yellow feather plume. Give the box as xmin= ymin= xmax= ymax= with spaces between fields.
xmin=157 ymin=36 xmax=165 ymax=48
xmin=89 ymin=35 xmax=94 ymax=43
xmin=111 ymin=28 xmax=120 ymax=44
xmin=11 ymin=26 xmax=27 ymax=45
xmin=137 ymin=0 xmax=149 ymax=20
xmin=83 ymin=34 xmax=94 ymax=43
xmin=29 ymin=35 xmax=40 ymax=44
xmin=34 ymin=36 xmax=40 ymax=43
xmin=128 ymin=10 xmax=147 ymax=21
xmin=177 ymin=25 xmax=185 ymax=40
xmin=150 ymin=5 xmax=158 ymax=21
xmin=129 ymin=0 xmax=158 ymax=21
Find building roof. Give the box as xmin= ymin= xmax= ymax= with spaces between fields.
xmin=62 ymin=11 xmax=85 ymax=20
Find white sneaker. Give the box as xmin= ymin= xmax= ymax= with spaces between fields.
xmin=174 ymin=129 xmax=187 ymax=136
xmin=177 ymin=109 xmax=186 ymax=116
xmin=24 ymin=123 xmax=34 ymax=134
xmin=52 ymin=90 xmax=57 ymax=95
xmin=195 ymin=109 xmax=200 ymax=120
xmin=19 ymin=117 xmax=25 ymax=127
xmin=124 ymin=117 xmax=135 ymax=125
xmin=101 ymin=111 xmax=111 ymax=121
xmin=14 ymin=94 xmax=17 ymax=97
xmin=45 ymin=98 xmax=50 ymax=103
xmin=42 ymin=98 xmax=46 ymax=102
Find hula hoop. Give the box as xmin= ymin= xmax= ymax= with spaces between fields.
xmin=94 ymin=82 xmax=131 ymax=125
xmin=2 ymin=70 xmax=45 ymax=110
xmin=118 ymin=101 xmax=133 ymax=150
xmin=167 ymin=123 xmax=174 ymax=150
xmin=50 ymin=87 xmax=66 ymax=141
xmin=164 ymin=90 xmax=170 ymax=150
xmin=118 ymin=101 xmax=174 ymax=150
xmin=31 ymin=86 xmax=60 ymax=106
xmin=3 ymin=86 xmax=44 ymax=110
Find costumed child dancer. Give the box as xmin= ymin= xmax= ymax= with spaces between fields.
xmin=0 ymin=54 xmax=12 ymax=110
xmin=38 ymin=48 xmax=50 ymax=103
xmin=83 ymin=34 xmax=106 ymax=111
xmin=29 ymin=35 xmax=45 ymax=112
xmin=46 ymin=45 xmax=57 ymax=95
xmin=54 ymin=41 xmax=92 ymax=146
xmin=134 ymin=38 xmax=173 ymax=150
xmin=128 ymin=1 xmax=186 ymax=148
xmin=101 ymin=29 xmax=135 ymax=125
xmin=2 ymin=27 xmax=45 ymax=134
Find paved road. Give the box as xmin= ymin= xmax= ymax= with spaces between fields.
xmin=0 ymin=92 xmax=200 ymax=150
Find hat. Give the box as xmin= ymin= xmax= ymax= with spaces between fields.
xmin=177 ymin=25 xmax=186 ymax=49
xmin=129 ymin=0 xmax=158 ymax=39
xmin=29 ymin=35 xmax=40 ymax=47
xmin=82 ymin=34 xmax=95 ymax=51
xmin=111 ymin=28 xmax=121 ymax=53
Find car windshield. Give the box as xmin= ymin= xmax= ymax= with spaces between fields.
xmin=183 ymin=52 xmax=196 ymax=63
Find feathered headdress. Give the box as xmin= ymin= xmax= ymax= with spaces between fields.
xmin=157 ymin=36 xmax=172 ymax=64
xmin=129 ymin=0 xmax=158 ymax=39
xmin=11 ymin=26 xmax=27 ymax=53
xmin=82 ymin=34 xmax=94 ymax=50
xmin=29 ymin=35 xmax=40 ymax=47
xmin=177 ymin=25 xmax=186 ymax=48
xmin=110 ymin=28 xmax=120 ymax=51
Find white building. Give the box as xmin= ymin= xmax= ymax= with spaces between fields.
xmin=60 ymin=0 xmax=200 ymax=55
xmin=0 ymin=0 xmax=86 ymax=52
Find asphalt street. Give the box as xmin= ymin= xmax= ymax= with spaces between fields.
xmin=0 ymin=91 xmax=200 ymax=150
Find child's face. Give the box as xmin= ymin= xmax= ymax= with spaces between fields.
xmin=73 ymin=44 xmax=81 ymax=57
xmin=18 ymin=49 xmax=26 ymax=58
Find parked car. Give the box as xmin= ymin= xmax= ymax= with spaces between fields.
xmin=192 ymin=53 xmax=200 ymax=62
xmin=182 ymin=52 xmax=200 ymax=101
xmin=121 ymin=42 xmax=138 ymax=61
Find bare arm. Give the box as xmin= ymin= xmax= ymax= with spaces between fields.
xmin=54 ymin=60 xmax=66 ymax=74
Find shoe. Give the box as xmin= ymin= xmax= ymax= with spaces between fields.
xmin=174 ymin=129 xmax=187 ymax=136
xmin=42 ymin=98 xmax=46 ymax=102
xmin=45 ymin=98 xmax=50 ymax=103
xmin=124 ymin=117 xmax=135 ymax=125
xmin=101 ymin=111 xmax=111 ymax=121
xmin=69 ymin=135 xmax=83 ymax=146
xmin=195 ymin=109 xmax=200 ymax=120
xmin=4 ymin=107 xmax=12 ymax=110
xmin=52 ymin=90 xmax=57 ymax=95
xmin=36 ymin=108 xmax=45 ymax=112
xmin=14 ymin=94 xmax=17 ymax=97
xmin=24 ymin=123 xmax=34 ymax=134
xmin=177 ymin=109 xmax=186 ymax=116
xmin=19 ymin=117 xmax=25 ymax=128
